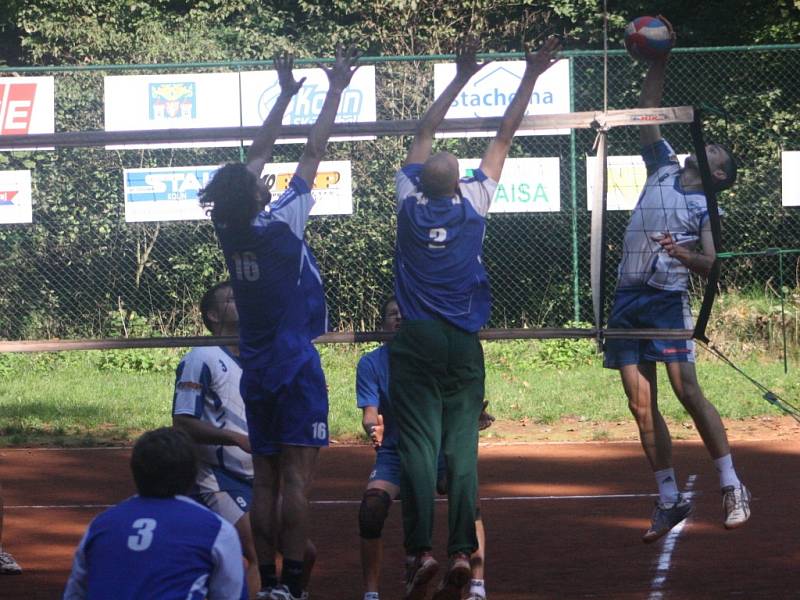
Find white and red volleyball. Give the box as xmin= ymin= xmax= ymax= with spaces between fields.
xmin=624 ymin=16 xmax=674 ymax=61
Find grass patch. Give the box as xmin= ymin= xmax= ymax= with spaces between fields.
xmin=1 ymin=340 xmax=797 ymax=446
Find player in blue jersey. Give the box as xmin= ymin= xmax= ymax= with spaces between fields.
xmin=358 ymin=297 xmax=493 ymax=600
xmin=390 ymin=35 xmax=561 ymax=600
xmin=604 ymin=23 xmax=750 ymax=544
xmin=0 ymin=483 xmax=22 ymax=575
xmin=200 ymin=47 xmax=361 ymax=600
xmin=63 ymin=427 xmax=246 ymax=600
xmin=174 ymin=281 xmax=316 ymax=600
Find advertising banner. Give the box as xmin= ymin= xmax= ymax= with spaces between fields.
xmin=782 ymin=151 xmax=800 ymax=207
xmin=0 ymin=170 xmax=33 ymax=224
xmin=0 ymin=76 xmax=55 ymax=150
xmin=458 ymin=157 xmax=560 ymax=213
xmin=586 ymin=154 xmax=688 ymax=211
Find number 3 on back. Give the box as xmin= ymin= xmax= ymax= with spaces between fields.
xmin=127 ymin=518 xmax=157 ymax=551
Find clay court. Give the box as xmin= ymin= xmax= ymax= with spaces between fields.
xmin=3 ymin=431 xmax=799 ymax=599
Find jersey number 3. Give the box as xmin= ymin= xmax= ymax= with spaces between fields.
xmin=127 ymin=518 xmax=157 ymax=551
xmin=232 ymin=252 xmax=260 ymax=282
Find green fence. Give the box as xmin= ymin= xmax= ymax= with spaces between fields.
xmin=0 ymin=45 xmax=798 ymax=341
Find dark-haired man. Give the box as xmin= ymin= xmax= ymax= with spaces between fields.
xmin=63 ymin=427 xmax=246 ymax=599
xmin=604 ymin=21 xmax=750 ymax=544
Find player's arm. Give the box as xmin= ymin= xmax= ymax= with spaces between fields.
xmin=637 ymin=16 xmax=675 ymax=147
xmin=361 ymin=406 xmax=384 ymax=448
xmin=480 ymin=36 xmax=561 ymax=181
xmin=172 ymin=414 xmax=251 ymax=454
xmin=245 ymin=52 xmax=306 ymax=179
xmin=405 ymin=35 xmax=487 ymax=166
xmin=62 ymin=530 xmax=91 ymax=599
xmin=295 ymin=45 xmax=361 ymax=185
xmin=657 ymin=221 xmax=716 ymax=277
xmin=207 ymin=520 xmax=246 ymax=600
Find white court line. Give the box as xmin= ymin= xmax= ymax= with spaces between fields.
xmin=647 ymin=474 xmax=697 ymax=600
xmin=6 ymin=492 xmax=657 ymax=510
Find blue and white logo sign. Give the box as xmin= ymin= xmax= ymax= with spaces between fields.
xmin=434 ymin=59 xmax=570 ymax=137
xmin=124 ymin=166 xmax=216 ymax=222
xmin=458 ymin=157 xmax=560 ymax=213
xmin=0 ymin=170 xmax=32 ymax=224
xmin=240 ymin=66 xmax=376 ymax=142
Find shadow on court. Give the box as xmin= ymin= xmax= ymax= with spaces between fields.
xmin=2 ymin=441 xmax=798 ymax=599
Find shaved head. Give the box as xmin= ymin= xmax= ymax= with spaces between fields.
xmin=420 ymin=152 xmax=459 ymax=199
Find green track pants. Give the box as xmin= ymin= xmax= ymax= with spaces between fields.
xmin=389 ymin=319 xmax=484 ymax=556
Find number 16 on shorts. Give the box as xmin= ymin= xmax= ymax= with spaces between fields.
xmin=312 ymin=422 xmax=327 ymax=441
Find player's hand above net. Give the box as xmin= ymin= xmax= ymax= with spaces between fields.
xmin=274 ymin=51 xmax=306 ymax=97
xmin=454 ymin=34 xmax=490 ymax=80
xmin=525 ymin=35 xmax=562 ymax=75
xmin=321 ymin=44 xmax=362 ymax=92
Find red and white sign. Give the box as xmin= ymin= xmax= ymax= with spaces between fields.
xmin=0 ymin=77 xmax=55 ymax=138
xmin=0 ymin=170 xmax=33 ymax=223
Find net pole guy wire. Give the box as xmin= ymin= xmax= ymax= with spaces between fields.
xmin=0 ymin=107 xmax=697 ymax=353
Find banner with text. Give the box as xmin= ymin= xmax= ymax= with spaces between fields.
xmin=782 ymin=151 xmax=800 ymax=207
xmin=586 ymin=154 xmax=689 ymax=211
xmin=434 ymin=59 xmax=570 ymax=137
xmin=0 ymin=170 xmax=33 ymax=224
xmin=458 ymin=157 xmax=560 ymax=213
xmin=123 ymin=161 xmax=352 ymax=222
xmin=0 ymin=76 xmax=55 ymax=151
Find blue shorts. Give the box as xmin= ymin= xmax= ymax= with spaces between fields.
xmin=368 ymin=446 xmax=446 ymax=488
xmin=604 ymin=286 xmax=695 ymax=368
xmin=241 ymin=353 xmax=329 ymax=456
xmin=193 ymin=471 xmax=253 ymax=525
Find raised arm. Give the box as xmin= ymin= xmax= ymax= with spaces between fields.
xmin=479 ymin=36 xmax=561 ymax=182
xmin=638 ymin=17 xmax=675 ymax=147
xmin=295 ymin=45 xmax=361 ymax=185
xmin=246 ymin=52 xmax=306 ymax=178
xmin=404 ymin=36 xmax=488 ymax=165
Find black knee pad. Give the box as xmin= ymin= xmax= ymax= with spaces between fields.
xmin=358 ymin=488 xmax=392 ymax=539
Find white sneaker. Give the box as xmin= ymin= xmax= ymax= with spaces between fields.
xmin=722 ymin=483 xmax=751 ymax=529
xmin=0 ymin=551 xmax=22 ymax=575
xmin=268 ymin=584 xmax=305 ymax=600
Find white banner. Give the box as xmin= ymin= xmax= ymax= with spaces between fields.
xmin=0 ymin=76 xmax=55 ymax=151
xmin=239 ymin=66 xmax=376 ymax=142
xmin=434 ymin=59 xmax=570 ymax=137
xmin=0 ymin=170 xmax=33 ymax=224
xmin=124 ymin=161 xmax=352 ymax=222
xmin=458 ymin=157 xmax=560 ymax=212
xmin=586 ymin=154 xmax=688 ymax=211
xmin=782 ymin=151 xmax=800 ymax=207
xmin=105 ymin=67 xmax=377 ymax=148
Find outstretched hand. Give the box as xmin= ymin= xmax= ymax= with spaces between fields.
xmin=369 ymin=414 xmax=384 ymax=448
xmin=455 ymin=34 xmax=490 ymax=80
xmin=524 ymin=35 xmax=562 ymax=75
xmin=478 ymin=401 xmax=495 ymax=431
xmin=274 ymin=51 xmax=306 ymax=96
xmin=321 ymin=44 xmax=362 ymax=92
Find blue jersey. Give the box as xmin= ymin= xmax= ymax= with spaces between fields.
xmin=63 ymin=495 xmax=245 ymax=600
xmin=394 ymin=164 xmax=497 ymax=332
xmin=215 ymin=175 xmax=327 ymax=379
xmin=355 ymin=344 xmax=398 ymax=450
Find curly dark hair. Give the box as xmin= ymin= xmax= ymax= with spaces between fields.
xmin=199 ymin=162 xmax=268 ymax=229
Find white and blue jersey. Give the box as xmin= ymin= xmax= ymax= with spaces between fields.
xmin=173 ymin=346 xmax=253 ymax=492
xmin=394 ymin=164 xmax=497 ymax=333
xmin=215 ymin=175 xmax=327 ymax=383
xmin=63 ymin=495 xmax=246 ymax=600
xmin=356 ymin=344 xmax=398 ymax=451
xmin=617 ymin=139 xmax=723 ymax=292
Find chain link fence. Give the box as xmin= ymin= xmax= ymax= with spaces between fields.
xmin=0 ymin=45 xmax=798 ymax=342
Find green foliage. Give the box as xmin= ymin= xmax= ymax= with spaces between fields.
xmin=96 ymin=348 xmax=180 ymax=373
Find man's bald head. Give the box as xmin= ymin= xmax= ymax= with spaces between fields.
xmin=420 ymin=152 xmax=460 ymax=199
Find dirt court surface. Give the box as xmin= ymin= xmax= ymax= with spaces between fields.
xmin=2 ymin=426 xmax=799 ymax=599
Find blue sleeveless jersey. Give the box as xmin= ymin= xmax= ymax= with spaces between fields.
xmin=215 ymin=175 xmax=327 ymax=381
xmin=63 ymin=495 xmax=245 ymax=600
xmin=394 ymin=164 xmax=497 ymax=333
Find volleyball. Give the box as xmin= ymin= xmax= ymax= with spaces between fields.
xmin=624 ymin=16 xmax=674 ymax=61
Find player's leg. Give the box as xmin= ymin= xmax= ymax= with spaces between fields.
xmin=277 ymin=445 xmax=319 ymax=598
xmin=466 ymin=505 xmax=486 ymax=600
xmin=0 ymin=484 xmax=21 ymax=575
xmin=620 ymin=362 xmax=672 ymax=472
xmin=301 ymin=539 xmax=316 ymax=592
xmin=665 ymin=361 xmax=750 ymax=528
xmin=251 ymin=454 xmax=282 ymax=595
xmin=359 ymin=476 xmax=400 ymax=600
xmin=435 ymin=327 xmax=483 ymax=600
xmin=234 ymin=512 xmax=261 ymax=599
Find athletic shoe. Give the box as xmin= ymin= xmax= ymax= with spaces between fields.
xmin=256 ymin=589 xmax=273 ymax=600
xmin=404 ymin=551 xmax=439 ymax=600
xmin=0 ymin=551 xmax=22 ymax=575
xmin=722 ymin=483 xmax=752 ymax=529
xmin=464 ymin=594 xmax=486 ymax=600
xmin=432 ymin=553 xmax=471 ymax=600
xmin=642 ymin=495 xmax=693 ymax=543
xmin=267 ymin=584 xmax=305 ymax=600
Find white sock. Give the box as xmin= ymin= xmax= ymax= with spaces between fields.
xmin=364 ymin=593 xmax=380 ymax=600
xmin=714 ymin=454 xmax=741 ymax=488
xmin=655 ymin=467 xmax=680 ymax=505
xmin=469 ymin=579 xmax=486 ymax=598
